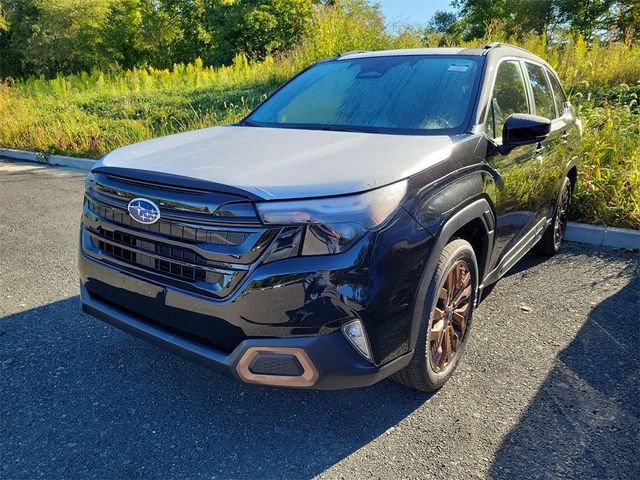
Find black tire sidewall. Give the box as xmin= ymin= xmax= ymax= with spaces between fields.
xmin=552 ymin=177 xmax=572 ymax=252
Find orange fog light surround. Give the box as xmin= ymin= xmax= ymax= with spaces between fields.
xmin=235 ymin=346 xmax=320 ymax=388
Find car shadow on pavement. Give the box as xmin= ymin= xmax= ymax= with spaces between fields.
xmin=1 ymin=296 xmax=429 ymax=479
xmin=488 ymin=260 xmax=640 ymax=479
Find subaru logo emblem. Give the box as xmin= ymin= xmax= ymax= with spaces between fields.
xmin=127 ymin=198 xmax=160 ymax=224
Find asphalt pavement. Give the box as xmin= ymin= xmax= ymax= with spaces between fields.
xmin=1 ymin=159 xmax=638 ymax=479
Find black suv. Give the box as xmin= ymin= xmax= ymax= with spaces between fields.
xmin=79 ymin=43 xmax=581 ymax=391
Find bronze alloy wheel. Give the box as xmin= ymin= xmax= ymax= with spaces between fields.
xmin=554 ymin=181 xmax=571 ymax=249
xmin=428 ymin=259 xmax=473 ymax=373
xmin=392 ymin=238 xmax=477 ymax=391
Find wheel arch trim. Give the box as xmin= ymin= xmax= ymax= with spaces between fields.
xmin=408 ymin=198 xmax=495 ymax=351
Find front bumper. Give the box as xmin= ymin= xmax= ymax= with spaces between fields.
xmin=78 ymin=171 xmax=433 ymax=389
xmin=80 ymin=281 xmax=412 ymax=389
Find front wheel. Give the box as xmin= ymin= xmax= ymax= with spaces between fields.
xmin=392 ymin=239 xmax=477 ymax=392
xmin=536 ymin=176 xmax=572 ymax=256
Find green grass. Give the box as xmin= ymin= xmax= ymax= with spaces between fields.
xmin=571 ymin=92 xmax=640 ymax=229
xmin=0 ymin=58 xmax=282 ymax=157
xmin=0 ymin=19 xmax=638 ymax=228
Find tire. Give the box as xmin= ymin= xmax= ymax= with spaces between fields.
xmin=535 ymin=176 xmax=572 ymax=256
xmin=392 ymin=239 xmax=478 ymax=392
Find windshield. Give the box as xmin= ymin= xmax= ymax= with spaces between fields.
xmin=245 ymin=55 xmax=482 ymax=134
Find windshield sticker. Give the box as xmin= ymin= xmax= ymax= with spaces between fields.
xmin=448 ymin=65 xmax=470 ymax=72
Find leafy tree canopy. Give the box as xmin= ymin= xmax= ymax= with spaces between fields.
xmin=204 ymin=0 xmax=314 ymax=65
xmin=449 ymin=0 xmax=638 ymax=40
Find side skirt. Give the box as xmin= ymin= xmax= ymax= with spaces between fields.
xmin=480 ymin=217 xmax=550 ymax=289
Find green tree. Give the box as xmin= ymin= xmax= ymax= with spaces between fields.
xmin=101 ymin=0 xmax=210 ymax=70
xmin=612 ymin=0 xmax=639 ymax=40
xmin=558 ymin=0 xmax=639 ymax=40
xmin=427 ymin=10 xmax=458 ymax=34
xmin=0 ymin=7 xmax=8 ymax=31
xmin=0 ymin=0 xmax=39 ymax=77
xmin=0 ymin=0 xmax=319 ymax=76
xmin=451 ymin=0 xmax=555 ymax=40
xmin=555 ymin=0 xmax=615 ymax=37
xmin=136 ymin=0 xmax=184 ymax=69
xmin=204 ymin=0 xmax=313 ymax=65
xmin=100 ymin=0 xmax=146 ymax=69
xmin=22 ymin=0 xmax=112 ymax=75
xmin=159 ymin=0 xmax=210 ymax=65
xmin=451 ymin=0 xmax=636 ymax=40
xmin=425 ymin=9 xmax=466 ymax=45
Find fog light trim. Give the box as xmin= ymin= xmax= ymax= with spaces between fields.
xmin=341 ymin=319 xmax=373 ymax=363
xmin=236 ymin=347 xmax=319 ymax=387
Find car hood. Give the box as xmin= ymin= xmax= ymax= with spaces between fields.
xmin=96 ymin=125 xmax=453 ymax=200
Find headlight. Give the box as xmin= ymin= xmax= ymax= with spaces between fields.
xmin=255 ymin=180 xmax=407 ymax=255
xmin=84 ymin=172 xmax=95 ymax=192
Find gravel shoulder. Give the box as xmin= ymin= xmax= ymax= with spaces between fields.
xmin=1 ymin=160 xmax=638 ymax=479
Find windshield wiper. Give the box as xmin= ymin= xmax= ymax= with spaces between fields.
xmin=240 ymin=119 xmax=262 ymax=127
xmin=240 ymin=121 xmax=384 ymax=134
xmin=314 ymin=124 xmax=384 ymax=134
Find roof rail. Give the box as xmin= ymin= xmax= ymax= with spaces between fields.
xmin=320 ymin=50 xmax=371 ymax=63
xmin=336 ymin=50 xmax=370 ymax=58
xmin=482 ymin=42 xmax=533 ymax=55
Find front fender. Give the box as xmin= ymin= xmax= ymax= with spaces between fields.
xmin=405 ymin=197 xmax=495 ymax=351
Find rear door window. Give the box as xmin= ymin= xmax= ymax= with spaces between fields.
xmin=546 ymin=69 xmax=567 ymax=117
xmin=526 ymin=63 xmax=556 ymax=119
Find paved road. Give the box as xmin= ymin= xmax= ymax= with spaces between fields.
xmin=1 ymin=159 xmax=638 ymax=480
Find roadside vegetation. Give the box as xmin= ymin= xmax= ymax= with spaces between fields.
xmin=0 ymin=1 xmax=638 ymax=229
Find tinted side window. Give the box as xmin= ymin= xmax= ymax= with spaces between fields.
xmin=527 ymin=63 xmax=555 ymax=119
xmin=488 ymin=60 xmax=529 ymax=139
xmin=546 ymin=69 xmax=567 ymax=117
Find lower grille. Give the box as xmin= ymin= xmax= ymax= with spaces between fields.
xmin=155 ymin=258 xmax=208 ymax=283
xmin=87 ymin=290 xmax=240 ymax=353
xmin=98 ymin=238 xmax=137 ymax=263
xmin=89 ymin=229 xmax=227 ymax=287
xmin=99 ymin=227 xmax=210 ymax=266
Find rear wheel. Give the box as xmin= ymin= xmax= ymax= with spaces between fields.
xmin=536 ymin=176 xmax=572 ymax=256
xmin=392 ymin=239 xmax=477 ymax=392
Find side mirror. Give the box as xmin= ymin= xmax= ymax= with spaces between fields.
xmin=501 ymin=113 xmax=551 ymax=152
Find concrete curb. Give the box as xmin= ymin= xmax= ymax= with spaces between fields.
xmin=566 ymin=222 xmax=639 ymax=250
xmin=0 ymin=148 xmax=95 ymax=171
xmin=1 ymin=148 xmax=638 ymax=250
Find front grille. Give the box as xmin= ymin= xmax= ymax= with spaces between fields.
xmin=88 ymin=198 xmax=249 ymax=246
xmin=82 ymin=175 xmax=277 ymax=298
